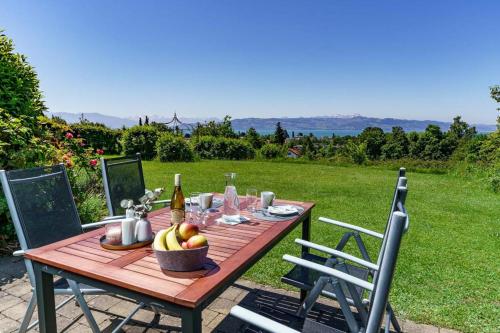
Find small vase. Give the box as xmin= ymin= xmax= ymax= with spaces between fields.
xmin=135 ymin=218 xmax=153 ymax=242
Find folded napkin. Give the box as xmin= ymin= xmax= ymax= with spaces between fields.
xmin=216 ymin=215 xmax=250 ymax=225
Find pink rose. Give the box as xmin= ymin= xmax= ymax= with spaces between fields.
xmin=89 ymin=159 xmax=98 ymax=167
xmin=65 ymin=132 xmax=74 ymax=139
xmin=96 ymin=149 xmax=104 ymax=155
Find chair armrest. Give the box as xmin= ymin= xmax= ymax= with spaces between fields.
xmin=283 ymin=254 xmax=374 ymax=291
xmin=319 ymin=217 xmax=384 ymax=239
xmin=153 ymin=199 xmax=171 ymax=205
xmin=230 ymin=306 xmax=300 ymax=333
xmin=82 ymin=219 xmax=123 ymax=230
xmin=13 ymin=249 xmax=26 ymax=257
xmin=295 ymin=239 xmax=379 ymax=271
xmin=102 ymin=215 xmax=126 ymax=221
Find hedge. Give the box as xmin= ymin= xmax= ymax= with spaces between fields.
xmin=192 ymin=136 xmax=255 ymax=160
xmin=121 ymin=125 xmax=159 ymax=160
xmin=72 ymin=124 xmax=122 ymax=154
xmin=156 ymin=133 xmax=194 ymax=162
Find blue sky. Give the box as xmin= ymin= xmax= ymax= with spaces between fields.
xmin=1 ymin=0 xmax=499 ymax=124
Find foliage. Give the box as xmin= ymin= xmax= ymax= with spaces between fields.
xmin=121 ymin=125 xmax=159 ymax=160
xmin=0 ymin=31 xmax=46 ymax=118
xmin=192 ymin=136 xmax=255 ymax=160
xmin=156 ymin=133 xmax=194 ymax=162
xmin=343 ymin=141 xmax=367 ymax=164
xmin=381 ymin=126 xmax=409 ymax=159
xmin=260 ymin=143 xmax=283 ymax=159
xmin=71 ymin=122 xmax=122 ymax=154
xmin=359 ymin=127 xmax=386 ymax=160
xmin=192 ymin=116 xmax=237 ymax=138
xmin=273 ymin=122 xmax=288 ymax=145
xmin=490 ymin=85 xmax=500 ymax=128
xmin=245 ymin=127 xmax=263 ymax=149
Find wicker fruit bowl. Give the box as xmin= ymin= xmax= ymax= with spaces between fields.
xmin=153 ymin=245 xmax=209 ymax=272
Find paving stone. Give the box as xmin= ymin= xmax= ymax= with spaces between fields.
xmin=206 ymin=313 xmax=226 ymax=330
xmin=4 ymin=282 xmax=32 ymax=297
xmin=64 ymin=323 xmax=93 ymax=333
xmin=0 ymin=314 xmax=20 ymax=333
xmin=76 ymin=308 xmax=109 ymax=326
xmin=158 ymin=313 xmax=182 ymax=328
xmin=2 ymin=301 xmax=30 ymax=321
xmin=0 ymin=294 xmax=23 ymax=312
xmin=207 ymin=298 xmax=236 ymax=315
xmin=107 ymin=300 xmax=143 ymax=318
xmin=57 ymin=300 xmax=84 ymax=320
xmin=87 ymin=295 xmax=122 ymax=311
xmin=202 ymin=308 xmax=219 ymax=324
xmin=219 ymin=286 xmax=244 ymax=301
xmin=403 ymin=320 xmax=439 ymax=333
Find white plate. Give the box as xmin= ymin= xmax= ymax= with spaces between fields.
xmin=267 ymin=205 xmax=299 ymax=216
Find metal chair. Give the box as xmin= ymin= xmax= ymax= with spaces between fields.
xmin=0 ymin=164 xmax=144 ymax=333
xmin=282 ymin=168 xmax=408 ymax=331
xmin=231 ymin=211 xmax=409 ymax=333
xmin=101 ymin=153 xmax=170 ymax=217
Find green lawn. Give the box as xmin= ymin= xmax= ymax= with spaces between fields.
xmin=141 ymin=160 xmax=499 ymax=332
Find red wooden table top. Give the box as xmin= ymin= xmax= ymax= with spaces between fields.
xmin=26 ymin=196 xmax=314 ymax=308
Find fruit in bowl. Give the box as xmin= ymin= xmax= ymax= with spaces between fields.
xmin=153 ymin=222 xmax=209 ymax=271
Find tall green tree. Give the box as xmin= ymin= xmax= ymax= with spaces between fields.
xmin=359 ymin=127 xmax=386 ymax=160
xmin=274 ymin=122 xmax=287 ymax=145
xmin=245 ymin=127 xmax=262 ymax=149
xmin=381 ymin=126 xmax=409 ymax=159
xmin=491 ymin=85 xmax=500 ymax=129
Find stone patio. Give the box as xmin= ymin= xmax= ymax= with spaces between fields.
xmin=0 ymin=256 xmax=458 ymax=333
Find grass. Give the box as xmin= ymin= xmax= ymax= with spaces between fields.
xmin=141 ymin=160 xmax=499 ymax=332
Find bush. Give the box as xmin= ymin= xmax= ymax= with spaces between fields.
xmin=77 ymin=193 xmax=107 ymax=225
xmin=156 ymin=133 xmax=194 ymax=162
xmin=121 ymin=125 xmax=159 ymax=160
xmin=72 ymin=123 xmax=122 ymax=154
xmin=260 ymin=144 xmax=283 ymax=159
xmin=192 ymin=136 xmax=255 ymax=160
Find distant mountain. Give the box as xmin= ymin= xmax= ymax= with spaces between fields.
xmin=231 ymin=116 xmax=496 ymax=133
xmin=50 ymin=112 xmax=496 ymax=133
xmin=50 ymin=112 xmax=215 ymax=129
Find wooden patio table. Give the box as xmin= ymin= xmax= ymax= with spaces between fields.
xmin=26 ymin=195 xmax=315 ymax=333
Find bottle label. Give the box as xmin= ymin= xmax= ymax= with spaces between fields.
xmin=171 ymin=209 xmax=184 ymax=224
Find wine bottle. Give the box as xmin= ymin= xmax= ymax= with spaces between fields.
xmin=170 ymin=174 xmax=185 ymax=224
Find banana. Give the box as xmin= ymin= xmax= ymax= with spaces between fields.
xmin=153 ymin=225 xmax=175 ymax=251
xmin=166 ymin=224 xmax=183 ymax=250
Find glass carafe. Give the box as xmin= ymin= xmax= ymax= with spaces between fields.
xmin=223 ymin=173 xmax=240 ymax=220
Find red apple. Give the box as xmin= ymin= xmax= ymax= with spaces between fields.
xmin=181 ymin=241 xmax=189 ymax=249
xmin=179 ymin=222 xmax=199 ymax=241
xmin=187 ymin=235 xmax=208 ymax=249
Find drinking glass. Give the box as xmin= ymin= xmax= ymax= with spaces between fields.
xmin=199 ymin=193 xmax=214 ymax=224
xmin=189 ymin=192 xmax=201 ymax=223
xmin=246 ymin=188 xmax=258 ymax=212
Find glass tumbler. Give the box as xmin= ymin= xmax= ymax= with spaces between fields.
xmin=246 ymin=188 xmax=258 ymax=212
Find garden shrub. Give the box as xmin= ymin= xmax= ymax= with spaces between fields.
xmin=156 ymin=133 xmax=194 ymax=162
xmin=121 ymin=125 xmax=159 ymax=160
xmin=192 ymin=136 xmax=255 ymax=160
xmin=72 ymin=123 xmax=122 ymax=154
xmin=260 ymin=144 xmax=283 ymax=159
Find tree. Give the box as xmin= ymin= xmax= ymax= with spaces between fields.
xmin=359 ymin=127 xmax=386 ymax=160
xmin=0 ymin=30 xmax=46 ymax=119
xmin=491 ymin=85 xmax=500 ymax=129
xmin=192 ymin=115 xmax=237 ymax=138
xmin=145 ymin=115 xmax=150 ymax=125
xmin=449 ymin=116 xmax=476 ymax=140
xmin=381 ymin=127 xmax=409 ymax=159
xmin=245 ymin=127 xmax=262 ymax=149
xmin=139 ymin=117 xmax=143 ymax=126
xmin=274 ymin=122 xmax=287 ymax=145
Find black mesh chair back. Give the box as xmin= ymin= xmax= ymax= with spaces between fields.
xmin=4 ymin=164 xmax=82 ymax=249
xmin=102 ymin=154 xmax=146 ymax=216
xmin=365 ymin=210 xmax=407 ymax=333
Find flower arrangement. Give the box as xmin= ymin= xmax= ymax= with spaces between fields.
xmin=120 ymin=188 xmax=165 ymax=218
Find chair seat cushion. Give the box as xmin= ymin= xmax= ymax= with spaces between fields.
xmin=281 ymin=253 xmax=370 ymax=300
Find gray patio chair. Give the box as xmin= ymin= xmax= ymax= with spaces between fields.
xmin=0 ymin=164 xmax=144 ymax=333
xmin=230 ymin=211 xmax=408 ymax=333
xmin=101 ymin=153 xmax=170 ymax=218
xmin=282 ymin=169 xmax=407 ymax=331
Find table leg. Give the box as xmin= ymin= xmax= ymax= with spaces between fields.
xmin=33 ymin=262 xmax=57 ymax=333
xmin=300 ymin=212 xmax=312 ymax=303
xmin=181 ymin=308 xmax=202 ymax=333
